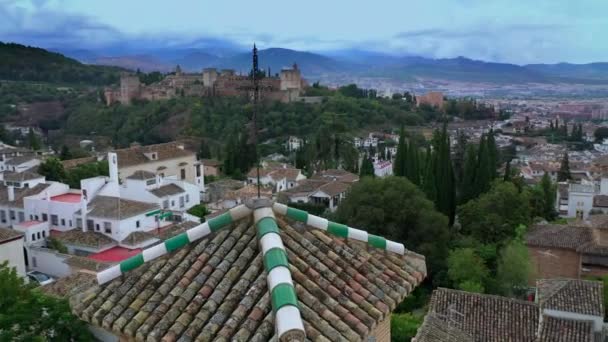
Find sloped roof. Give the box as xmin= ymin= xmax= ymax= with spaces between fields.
xmin=0 ymin=227 xmax=23 ymax=244
xmin=426 ymin=288 xmax=539 ymax=341
xmin=0 ymin=183 xmax=50 ymax=208
xmin=5 ymin=155 xmax=37 ymax=166
xmin=114 ymin=142 xmax=194 ymax=168
xmin=317 ymin=181 xmax=351 ymax=197
xmin=149 ymin=183 xmax=185 ymax=197
xmin=127 ymin=170 xmax=156 ymax=180
xmin=537 ymin=279 xmax=604 ymax=316
xmin=413 ymin=313 xmax=474 ymax=342
xmin=3 ymin=170 xmax=44 ymax=182
xmin=311 ymin=169 xmax=359 ymax=184
xmin=593 ymin=195 xmax=608 ymax=208
xmin=53 ymin=229 xmax=115 ymax=248
xmin=526 ymin=224 xmax=593 ymax=250
xmin=537 ymin=315 xmax=594 ymax=342
xmin=84 ymin=196 xmax=159 ymax=220
xmin=71 ymin=212 xmax=426 ymax=341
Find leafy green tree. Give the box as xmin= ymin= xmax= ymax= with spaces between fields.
xmin=447 ymin=248 xmax=489 ymax=293
xmin=335 ymin=177 xmax=450 ymax=281
xmin=393 ymin=126 xmax=407 ymax=177
xmin=197 ymin=140 xmax=211 ymax=159
xmin=496 ymin=241 xmax=532 ymax=297
xmin=0 ymin=261 xmax=93 ymax=341
xmin=595 ymin=127 xmax=608 ymax=142
xmin=38 ymin=157 xmax=66 ymax=182
xmin=558 ymin=152 xmax=571 ymax=181
xmin=391 ymin=313 xmax=422 ymax=342
xmin=458 ymin=181 xmax=531 ymax=244
xmin=59 ymin=145 xmax=72 ymax=160
xmin=187 ymin=204 xmax=210 ymax=220
xmin=359 ymin=156 xmax=375 ymax=177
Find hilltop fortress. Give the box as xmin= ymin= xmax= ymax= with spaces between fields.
xmin=104 ymin=64 xmax=307 ymax=105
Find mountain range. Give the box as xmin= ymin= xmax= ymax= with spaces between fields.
xmin=13 ymin=42 xmax=608 ymax=85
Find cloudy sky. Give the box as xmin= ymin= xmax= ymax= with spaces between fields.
xmin=1 ymin=0 xmax=606 ymax=64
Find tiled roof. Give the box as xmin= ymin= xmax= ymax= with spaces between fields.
xmin=120 ymin=231 xmax=158 ymax=246
xmin=201 ymin=159 xmax=222 ymax=167
xmin=64 ymin=256 xmax=112 ymax=272
xmin=71 ymin=215 xmax=426 ymax=341
xmin=5 ymin=155 xmax=37 ymax=165
xmin=537 ymin=315 xmax=594 ymax=342
xmin=318 ymin=181 xmax=351 ymax=197
xmin=54 ymin=229 xmax=115 ymax=248
xmin=526 ymin=224 xmax=593 ymax=250
xmin=311 ymin=169 xmax=359 ymax=184
xmin=426 ymin=288 xmax=539 ymax=341
xmin=114 ymin=142 xmax=194 ymax=168
xmin=3 ymin=170 xmax=43 ymax=182
xmin=156 ymin=221 xmax=198 ymax=240
xmin=85 ymin=196 xmax=159 ymax=220
xmin=413 ymin=313 xmax=474 ymax=342
xmin=224 ymin=185 xmax=272 ymax=200
xmin=149 ymin=184 xmax=184 ymax=198
xmin=537 ymin=279 xmax=604 ymax=316
xmin=0 ymin=183 xmax=50 ymax=208
xmin=42 ymin=272 xmax=97 ymax=298
xmin=61 ymin=156 xmax=97 ymax=169
xmin=127 ymin=170 xmax=156 ymax=180
xmin=0 ymin=227 xmax=23 ymax=244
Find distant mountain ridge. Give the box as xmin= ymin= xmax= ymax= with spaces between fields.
xmin=9 ymin=41 xmax=608 ymax=85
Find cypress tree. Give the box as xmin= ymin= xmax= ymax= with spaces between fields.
xmin=393 ymin=126 xmax=407 ymax=177
xmin=475 ymin=134 xmax=491 ymax=196
xmin=461 ymin=144 xmax=479 ymax=204
xmin=422 ymin=144 xmax=436 ymax=203
xmin=558 ymin=152 xmax=572 ymax=181
xmin=503 ymin=159 xmax=512 ymax=182
xmin=486 ymin=129 xmax=498 ymax=180
xmin=360 ymin=156 xmax=375 ymax=177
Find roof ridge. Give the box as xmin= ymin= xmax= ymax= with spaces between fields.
xmin=434 ymin=287 xmax=540 ymax=307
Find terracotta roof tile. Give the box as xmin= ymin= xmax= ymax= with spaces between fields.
xmin=537 ymin=279 xmax=604 ymax=316
xmin=0 ymin=227 xmax=23 ymax=243
xmin=71 ymin=215 xmax=425 ymax=340
xmin=526 ymin=224 xmax=593 ymax=250
xmin=537 ymin=315 xmax=594 ymax=342
xmin=149 ymin=183 xmax=184 ymax=197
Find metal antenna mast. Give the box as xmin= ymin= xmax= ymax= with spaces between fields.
xmin=252 ymin=43 xmax=261 ymax=198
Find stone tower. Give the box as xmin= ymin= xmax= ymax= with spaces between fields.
xmin=120 ymin=74 xmax=141 ymax=104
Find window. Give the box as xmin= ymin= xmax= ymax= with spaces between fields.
xmin=163 ymin=200 xmax=169 ymax=209
xmin=9 ymin=210 xmax=15 ymax=220
xmin=179 ymin=196 xmax=185 ymax=208
xmin=146 ymin=179 xmax=156 ymax=186
xmin=171 ymin=200 xmax=175 ymax=207
xmin=87 ymin=220 xmax=94 ymax=231
xmin=61 ymin=219 xmax=65 ymax=226
xmin=18 ymin=212 xmax=24 ymax=222
xmin=95 ymin=224 xmax=100 ymax=231
xmin=69 ymin=220 xmax=72 ymax=227
xmin=51 ymin=215 xmax=58 ymax=226
xmin=23 ymin=183 xmax=28 ymax=188
xmin=37 ymin=232 xmax=40 ymax=239
xmin=42 ymin=231 xmax=46 ymax=238
xmin=196 ymin=165 xmax=201 ymax=177
xmin=104 ymin=222 xmax=111 ymax=234
xmin=180 ymin=168 xmax=186 ymax=180
xmin=35 ymin=215 xmax=39 ymax=221
xmin=0 ymin=211 xmax=6 ymax=223
xmin=30 ymin=215 xmax=33 ymax=220
xmin=136 ymin=221 xmax=140 ymax=228
xmin=76 ymin=219 xmax=82 ymax=228
xmin=31 ymin=234 xmax=35 ymax=241
xmin=42 ymin=213 xmax=48 ymax=222
xmin=186 ymin=194 xmax=190 ymax=203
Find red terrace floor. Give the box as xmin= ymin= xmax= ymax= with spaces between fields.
xmin=88 ymin=246 xmax=142 ymax=262
xmin=51 ymin=193 xmax=81 ymax=203
xmin=18 ymin=220 xmax=43 ymax=228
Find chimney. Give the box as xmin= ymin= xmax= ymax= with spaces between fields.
xmin=7 ymin=185 xmax=14 ymax=202
xmin=108 ymin=152 xmax=119 ymax=182
xmin=81 ymin=198 xmax=88 ymax=232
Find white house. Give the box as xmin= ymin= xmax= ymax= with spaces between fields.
xmin=286 ymin=136 xmax=304 ymax=152
xmin=567 ymin=183 xmax=595 ymax=219
xmin=374 ymin=160 xmax=393 ymax=177
xmin=0 ymin=155 xmax=40 ymax=172
xmin=247 ymin=164 xmax=306 ymax=193
xmin=0 ymin=227 xmax=26 ymax=277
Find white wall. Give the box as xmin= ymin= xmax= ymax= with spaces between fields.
xmin=0 ymin=237 xmax=26 ymax=277
xmin=27 ymin=246 xmax=71 ymax=278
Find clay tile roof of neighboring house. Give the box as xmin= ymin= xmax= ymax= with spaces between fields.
xmin=0 ymin=183 xmax=50 ymax=208
xmin=114 ymin=142 xmax=194 ymax=168
xmin=526 ymin=224 xmax=593 ymax=250
xmin=537 ymin=279 xmax=604 ymax=316
xmin=537 ymin=315 xmax=594 ymax=342
xmin=0 ymin=227 xmax=24 ymax=243
xmin=3 ymin=170 xmax=43 ymax=182
xmin=127 ymin=170 xmax=156 ymax=180
xmin=317 ymin=181 xmax=351 ymax=197
xmin=585 ymin=215 xmax=608 ymax=229
xmin=224 ymin=184 xmax=272 ymax=200
xmin=149 ymin=183 xmax=185 ymax=197
xmin=71 ymin=216 xmax=426 ymax=341
xmin=268 ymin=168 xmax=301 ymax=181
xmin=85 ymin=196 xmax=159 ymax=220
xmin=413 ymin=313 xmax=474 ymax=342
xmin=201 ymin=159 xmax=222 ymax=167
xmin=424 ymin=288 xmax=540 ymax=341
xmin=281 ymin=179 xmax=327 ymax=198
xmin=120 ymin=231 xmax=158 ymax=246
xmin=41 ymin=272 xmax=97 ymax=298
xmin=54 ymin=230 xmax=115 ymax=248
xmin=594 ymin=195 xmax=608 ymax=208
xmin=156 ymin=221 xmax=198 ymax=240
xmin=311 ymin=169 xmax=359 ymax=183
xmin=5 ymin=155 xmax=37 ymax=165
xmin=61 ymin=156 xmax=97 ymax=169
xmin=64 ymin=256 xmax=112 ymax=272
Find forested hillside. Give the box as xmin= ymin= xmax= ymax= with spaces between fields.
xmin=0 ymin=42 xmax=123 ymax=85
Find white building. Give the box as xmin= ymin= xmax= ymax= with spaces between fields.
xmin=247 ymin=164 xmax=306 ymax=193
xmin=374 ymin=160 xmax=393 ymax=177
xmin=286 ymin=136 xmax=304 ymax=152
xmin=0 ymin=227 xmax=26 ymax=277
